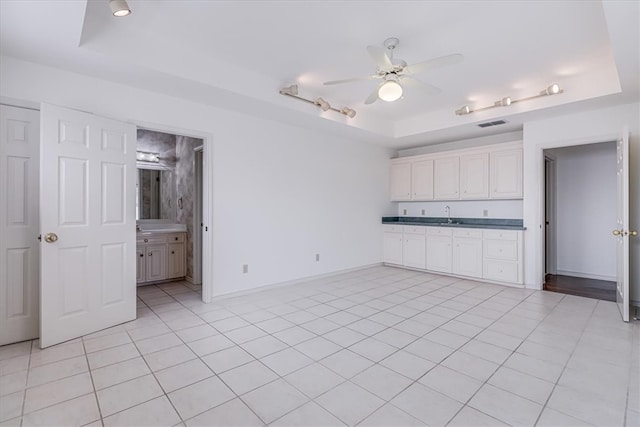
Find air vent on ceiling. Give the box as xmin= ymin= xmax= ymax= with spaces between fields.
xmin=477 ymin=120 xmax=507 ymax=128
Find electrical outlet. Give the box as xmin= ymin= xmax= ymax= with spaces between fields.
xmin=421 ymin=209 xmax=426 ymax=216
xmin=242 ymin=264 xmax=248 ymax=274
xmin=315 ymin=253 xmax=320 ymax=262
xmin=403 ymin=208 xmax=407 ymax=215
xmin=483 ymin=209 xmax=489 ymax=217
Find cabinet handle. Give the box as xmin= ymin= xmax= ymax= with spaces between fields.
xmin=144 ymin=238 xmax=148 ymax=243
xmin=139 ymin=254 xmax=143 ymax=258
xmin=175 ymin=237 xmax=178 ymax=241
xmin=148 ymin=253 xmax=152 ymax=256
xmin=171 ymin=251 xmax=175 ymax=254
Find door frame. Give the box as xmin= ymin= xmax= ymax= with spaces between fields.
xmin=543 ymin=154 xmax=557 ymax=276
xmin=192 ymin=146 xmax=203 ymax=285
xmin=532 ymin=134 xmax=619 ymax=289
xmin=134 ymin=120 xmax=213 ymax=303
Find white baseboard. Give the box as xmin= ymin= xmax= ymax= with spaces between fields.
xmin=555 ymin=270 xmax=616 ymax=282
xmin=209 ymin=263 xmax=383 ymax=302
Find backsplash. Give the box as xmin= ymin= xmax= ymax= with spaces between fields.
xmin=397 ymin=199 xmax=523 ymax=219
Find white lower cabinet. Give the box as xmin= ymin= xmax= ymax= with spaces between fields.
xmin=426 ymin=227 xmax=452 ymax=273
xmin=137 ymin=232 xmax=186 ymax=284
xmin=383 ymin=225 xmax=524 ymax=286
xmin=382 ymin=225 xmax=403 ymax=265
xmin=403 ymin=226 xmax=426 ymax=269
xmin=453 ymin=229 xmax=483 ymax=277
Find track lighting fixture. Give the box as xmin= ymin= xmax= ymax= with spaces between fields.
xmin=455 ymin=83 xmax=563 ymax=116
xmin=109 ymin=0 xmax=131 ymax=17
xmin=279 ymin=85 xmax=357 ymax=119
xmin=316 ymin=98 xmax=331 ymax=111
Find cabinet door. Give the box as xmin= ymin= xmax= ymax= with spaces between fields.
xmin=403 ymin=234 xmax=426 ymax=269
xmin=433 ymin=157 xmax=460 ymax=200
xmin=453 ymin=237 xmax=483 ymax=277
xmin=136 ymin=247 xmax=146 ymax=283
xmin=146 ymin=244 xmax=167 ymax=282
xmin=168 ymin=243 xmax=185 ymax=279
xmin=383 ymin=232 xmax=403 ymax=265
xmin=390 ymin=162 xmax=411 ymax=201
xmin=460 ymin=153 xmax=489 ymax=199
xmin=490 ymin=149 xmax=523 ymax=198
xmin=411 ymin=159 xmax=434 ymax=200
xmin=426 ymin=235 xmax=452 ymax=273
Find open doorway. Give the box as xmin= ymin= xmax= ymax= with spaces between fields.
xmin=136 ymin=129 xmax=206 ymax=291
xmin=543 ymin=141 xmax=617 ymax=301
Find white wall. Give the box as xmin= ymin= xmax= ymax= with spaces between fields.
xmin=0 ymin=56 xmax=395 ymax=298
xmin=550 ymin=142 xmax=617 ymax=280
xmin=523 ymin=102 xmax=640 ymax=305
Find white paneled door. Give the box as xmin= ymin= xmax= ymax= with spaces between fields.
xmin=615 ymin=129 xmax=631 ymax=322
xmin=40 ymin=104 xmax=137 ymax=348
xmin=0 ymin=105 xmax=40 ymax=346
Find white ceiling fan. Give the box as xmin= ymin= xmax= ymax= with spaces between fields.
xmin=323 ymin=37 xmax=463 ymax=104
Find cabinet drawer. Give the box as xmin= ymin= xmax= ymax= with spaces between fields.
xmin=137 ymin=235 xmax=166 ymax=245
xmin=484 ymin=239 xmax=518 ymax=261
xmin=383 ymin=224 xmax=403 ymax=233
xmin=167 ymin=233 xmax=186 ymax=243
xmin=426 ymin=227 xmax=453 ymax=237
xmin=484 ymin=260 xmax=518 ymax=283
xmin=453 ymin=228 xmax=482 ymax=239
xmin=403 ymin=226 xmax=426 ymax=235
xmin=483 ymin=229 xmax=518 ymax=241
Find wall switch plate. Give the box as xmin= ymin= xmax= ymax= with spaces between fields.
xmin=421 ymin=209 xmax=426 ymax=216
xmin=242 ymin=264 xmax=248 ymax=273
xmin=315 ymin=253 xmax=320 ymax=262
xmin=403 ymin=208 xmax=407 ymax=215
xmin=483 ymin=209 xmax=489 ymax=217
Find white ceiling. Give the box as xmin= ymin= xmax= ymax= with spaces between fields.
xmin=1 ymin=1 xmax=638 ymax=149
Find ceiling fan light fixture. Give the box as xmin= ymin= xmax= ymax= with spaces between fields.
xmin=109 ymin=0 xmax=131 ymax=17
xmin=455 ymin=105 xmax=472 ymax=115
xmin=378 ymin=80 xmax=403 ymax=102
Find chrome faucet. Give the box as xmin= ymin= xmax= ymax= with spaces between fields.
xmin=445 ymin=205 xmax=452 ymax=224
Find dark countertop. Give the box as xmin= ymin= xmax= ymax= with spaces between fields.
xmin=382 ymin=216 xmax=525 ymax=230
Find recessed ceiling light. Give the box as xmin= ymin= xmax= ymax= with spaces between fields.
xmin=110 ymin=0 xmax=131 ymax=17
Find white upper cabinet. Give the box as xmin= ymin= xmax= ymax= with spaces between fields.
xmin=388 ymin=142 xmax=523 ymax=202
xmin=460 ymin=153 xmax=489 ymax=199
xmin=390 ymin=162 xmax=412 ymax=201
xmin=490 ymin=148 xmax=523 ymax=199
xmin=411 ymin=159 xmax=434 ymax=200
xmin=433 ymin=156 xmax=460 ymax=200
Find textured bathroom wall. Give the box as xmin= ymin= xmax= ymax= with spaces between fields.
xmin=176 ymin=135 xmax=202 ymax=281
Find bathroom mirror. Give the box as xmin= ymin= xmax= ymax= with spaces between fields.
xmin=136 ymin=166 xmax=175 ymax=221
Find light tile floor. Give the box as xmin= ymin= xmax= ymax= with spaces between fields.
xmin=1 ymin=266 xmax=639 ymax=426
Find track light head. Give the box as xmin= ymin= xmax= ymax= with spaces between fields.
xmin=540 ymin=83 xmax=561 ymax=96
xmin=341 ymin=107 xmax=357 ymax=118
xmin=455 ymin=105 xmax=472 ymax=115
xmin=279 ymin=84 xmax=298 ymax=96
xmin=109 ymin=0 xmax=131 ymax=17
xmin=494 ymin=97 xmax=512 ymax=107
xmin=316 ymin=97 xmax=331 ymax=111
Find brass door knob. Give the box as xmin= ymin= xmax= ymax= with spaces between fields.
xmin=44 ymin=233 xmax=58 ymax=243
xmin=631 ymin=230 xmax=638 ymax=237
xmin=612 ymin=230 xmax=622 ymax=236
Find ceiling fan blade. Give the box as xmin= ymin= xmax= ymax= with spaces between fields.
xmin=402 ymin=76 xmax=442 ymax=96
xmin=364 ymin=85 xmax=380 ymax=104
xmin=366 ymin=45 xmax=393 ymax=70
xmin=404 ymin=53 xmax=464 ymax=75
xmin=323 ymin=75 xmax=379 ymax=86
